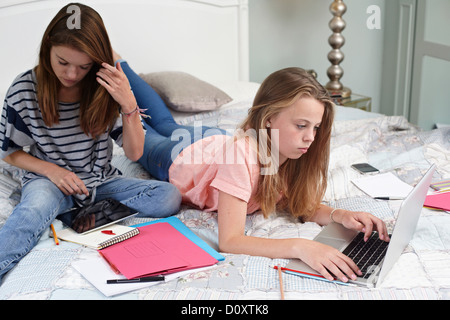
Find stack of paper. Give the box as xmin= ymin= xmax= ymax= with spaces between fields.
xmin=132 ymin=216 xmax=223 ymax=261
xmin=99 ymin=222 xmax=218 ymax=279
xmin=430 ymin=179 xmax=450 ymax=192
xmin=72 ymin=216 xmax=224 ymax=296
xmin=72 ymin=256 xmax=214 ymax=297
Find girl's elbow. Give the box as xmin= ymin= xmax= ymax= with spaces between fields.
xmin=123 ymin=136 xmax=145 ymax=162
xmin=218 ymin=242 xmax=232 ymax=254
xmin=125 ymin=148 xmax=143 ymax=162
xmin=218 ymin=237 xmax=239 ymax=254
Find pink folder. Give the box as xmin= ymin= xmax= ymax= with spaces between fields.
xmin=99 ymin=222 xmax=218 ymax=279
xmin=424 ymin=192 xmax=450 ymax=211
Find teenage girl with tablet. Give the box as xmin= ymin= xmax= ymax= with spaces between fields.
xmin=0 ymin=3 xmax=180 ymax=284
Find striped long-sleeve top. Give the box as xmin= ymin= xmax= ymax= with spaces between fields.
xmin=0 ymin=69 xmax=124 ymax=205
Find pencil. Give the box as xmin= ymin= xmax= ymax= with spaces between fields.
xmin=277 ymin=264 xmax=285 ymax=300
xmin=50 ymin=224 xmax=59 ymax=245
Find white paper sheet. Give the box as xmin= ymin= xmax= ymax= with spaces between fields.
xmin=351 ymin=172 xmax=413 ymax=199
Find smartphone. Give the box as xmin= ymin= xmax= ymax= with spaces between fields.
xmin=351 ymin=163 xmax=379 ymax=174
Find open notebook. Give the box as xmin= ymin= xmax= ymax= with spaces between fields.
xmin=56 ymin=224 xmax=139 ymax=249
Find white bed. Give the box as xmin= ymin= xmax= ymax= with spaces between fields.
xmin=1 ymin=0 xmax=449 ymax=301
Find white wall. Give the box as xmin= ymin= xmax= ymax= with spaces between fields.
xmin=249 ymin=0 xmax=385 ymax=113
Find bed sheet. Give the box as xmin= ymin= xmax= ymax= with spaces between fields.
xmin=0 ymin=86 xmax=449 ymax=300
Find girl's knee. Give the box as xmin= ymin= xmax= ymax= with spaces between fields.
xmin=136 ymin=181 xmax=181 ymax=218
xmin=159 ymin=183 xmax=181 ymax=217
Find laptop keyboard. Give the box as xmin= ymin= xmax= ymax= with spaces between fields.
xmin=342 ymin=232 xmax=391 ymax=279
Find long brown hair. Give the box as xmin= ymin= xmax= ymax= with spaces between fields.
xmin=35 ymin=3 xmax=118 ymax=137
xmin=240 ymin=67 xmax=334 ymax=221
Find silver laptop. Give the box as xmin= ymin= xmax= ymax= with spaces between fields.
xmin=285 ymin=164 xmax=436 ymax=288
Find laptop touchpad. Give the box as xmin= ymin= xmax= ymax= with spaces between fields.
xmin=315 ymin=237 xmax=348 ymax=250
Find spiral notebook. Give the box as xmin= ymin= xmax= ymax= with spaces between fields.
xmin=56 ymin=224 xmax=139 ymax=249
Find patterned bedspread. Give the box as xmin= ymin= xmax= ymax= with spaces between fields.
xmin=0 ymin=99 xmax=449 ymax=300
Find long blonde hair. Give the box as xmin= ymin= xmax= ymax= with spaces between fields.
xmin=35 ymin=3 xmax=118 ymax=137
xmin=240 ymin=67 xmax=334 ymax=221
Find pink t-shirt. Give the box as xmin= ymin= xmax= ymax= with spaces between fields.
xmin=168 ymin=135 xmax=261 ymax=214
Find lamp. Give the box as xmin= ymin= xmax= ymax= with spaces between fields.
xmin=325 ymin=0 xmax=351 ymax=98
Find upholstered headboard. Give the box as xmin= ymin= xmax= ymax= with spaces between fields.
xmin=0 ymin=0 xmax=249 ymax=99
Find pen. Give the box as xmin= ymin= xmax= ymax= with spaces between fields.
xmin=50 ymin=224 xmax=59 ymax=245
xmin=374 ymin=197 xmax=404 ymax=200
xmin=106 ymin=276 xmax=165 ymax=284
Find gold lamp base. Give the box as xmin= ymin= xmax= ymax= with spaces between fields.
xmin=326 ymin=86 xmax=352 ymax=98
xmin=326 ymin=0 xmax=351 ymax=99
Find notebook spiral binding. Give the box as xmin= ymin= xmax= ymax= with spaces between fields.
xmin=98 ymin=228 xmax=140 ymax=250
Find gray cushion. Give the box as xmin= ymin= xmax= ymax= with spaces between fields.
xmin=139 ymin=71 xmax=232 ymax=112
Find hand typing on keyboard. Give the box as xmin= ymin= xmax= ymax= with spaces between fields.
xmin=295 ymin=239 xmax=363 ymax=283
xmin=342 ymin=232 xmax=391 ymax=278
xmin=303 ymin=206 xmax=391 ymax=282
xmin=328 ymin=209 xmax=390 ymax=243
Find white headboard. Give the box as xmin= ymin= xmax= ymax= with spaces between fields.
xmin=0 ymin=0 xmax=249 ymax=99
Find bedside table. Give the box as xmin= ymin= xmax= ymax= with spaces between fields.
xmin=331 ymin=94 xmax=372 ymax=112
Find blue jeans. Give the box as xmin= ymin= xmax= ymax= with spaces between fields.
xmin=0 ymin=176 xmax=180 ymax=284
xmin=120 ymin=61 xmax=226 ymax=181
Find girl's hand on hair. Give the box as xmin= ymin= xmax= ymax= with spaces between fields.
xmin=97 ymin=61 xmax=144 ymax=161
xmin=334 ymin=209 xmax=390 ymax=243
xmin=47 ymin=166 xmax=89 ymax=196
xmin=96 ymin=62 xmax=137 ymax=112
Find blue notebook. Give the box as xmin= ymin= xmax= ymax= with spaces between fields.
xmin=132 ymin=216 xmax=224 ymax=261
